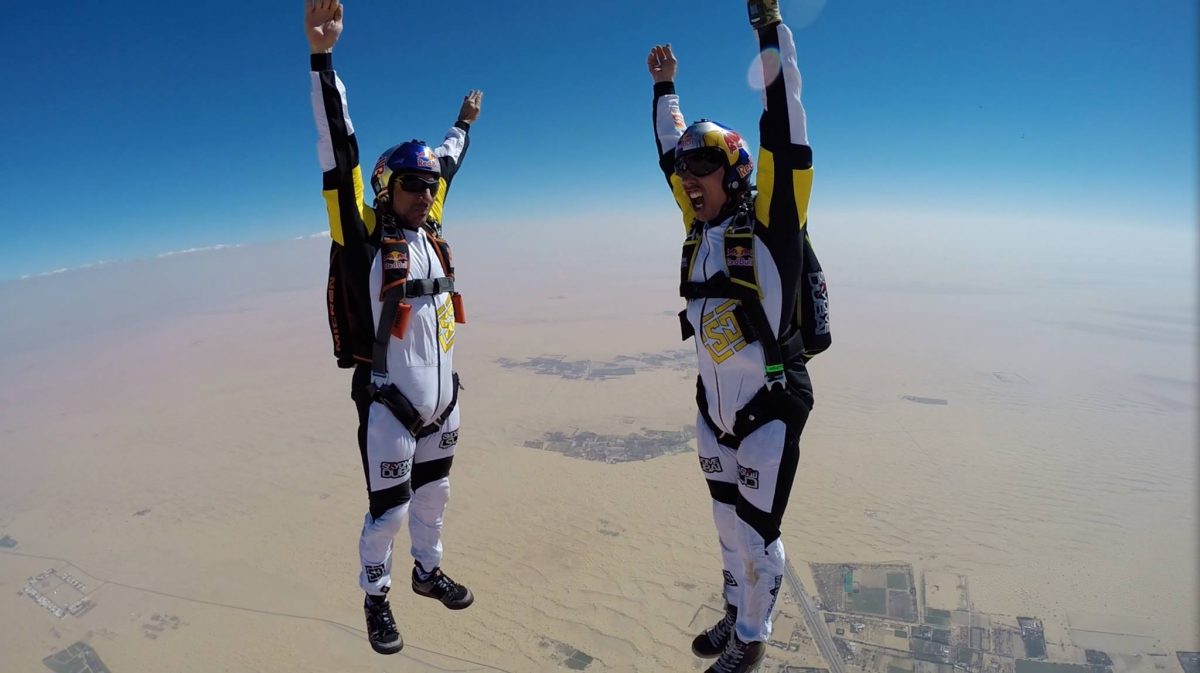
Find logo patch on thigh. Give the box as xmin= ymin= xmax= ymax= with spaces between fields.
xmin=380 ymin=460 xmax=411 ymax=480
xmin=364 ymin=563 xmax=386 ymax=582
xmin=723 ymin=570 xmax=739 ymax=587
xmin=737 ymin=466 xmax=760 ymax=489
xmin=439 ymin=430 xmax=458 ymax=449
xmin=699 ymin=456 xmax=723 ymax=473
xmin=765 ymin=575 xmax=783 ymax=618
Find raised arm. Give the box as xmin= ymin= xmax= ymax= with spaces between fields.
xmin=426 ymin=90 xmax=481 ymax=229
xmin=750 ymin=0 xmax=813 ymax=238
xmin=307 ymin=0 xmax=375 ymax=247
xmin=648 ymin=44 xmax=697 ymax=228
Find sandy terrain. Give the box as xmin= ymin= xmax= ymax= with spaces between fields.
xmin=0 ymin=212 xmax=1194 ymax=672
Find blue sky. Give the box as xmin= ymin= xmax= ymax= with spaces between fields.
xmin=0 ymin=0 xmax=1195 ymax=280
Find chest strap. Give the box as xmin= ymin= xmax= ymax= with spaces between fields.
xmin=406 ymin=277 xmax=455 ymax=297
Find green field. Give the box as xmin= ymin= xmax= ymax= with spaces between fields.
xmin=887 ymin=572 xmax=908 ymax=590
xmin=895 ymin=629 xmax=909 ymax=638
xmin=925 ymin=608 xmax=952 ymax=625
xmin=850 ymin=587 xmax=888 ymax=615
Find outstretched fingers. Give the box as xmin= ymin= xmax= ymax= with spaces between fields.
xmin=307 ymin=0 xmax=339 ymax=23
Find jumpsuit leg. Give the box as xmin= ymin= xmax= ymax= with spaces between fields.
xmin=358 ymin=401 xmax=416 ymax=595
xmin=696 ymin=412 xmax=747 ymax=611
xmin=732 ymin=417 xmax=805 ymax=643
xmin=409 ymin=404 xmax=459 ymax=573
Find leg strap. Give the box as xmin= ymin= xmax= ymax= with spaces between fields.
xmin=367 ymin=373 xmax=461 ymax=440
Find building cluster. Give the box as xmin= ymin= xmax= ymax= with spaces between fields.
xmin=497 ymin=350 xmax=694 ymax=381
xmin=1017 ymin=617 xmax=1047 ymax=659
xmin=527 ymin=427 xmax=696 ymax=463
xmin=59 ymin=570 xmax=87 ymax=592
xmin=22 ymin=567 xmax=91 ymax=621
xmin=23 ymin=583 xmax=66 ymax=619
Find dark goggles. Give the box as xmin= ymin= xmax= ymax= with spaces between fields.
xmin=396 ymin=174 xmax=440 ymax=196
xmin=674 ymin=148 xmax=726 ymax=177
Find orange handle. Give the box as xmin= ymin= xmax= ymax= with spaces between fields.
xmin=390 ymin=303 xmax=411 ymax=339
xmin=452 ymin=293 xmax=467 ymax=324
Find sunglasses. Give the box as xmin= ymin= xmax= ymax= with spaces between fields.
xmin=674 ymin=148 xmax=725 ymax=177
xmin=396 ymin=174 xmax=440 ymax=196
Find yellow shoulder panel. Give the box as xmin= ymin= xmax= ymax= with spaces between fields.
xmin=670 ymin=173 xmax=698 ymax=234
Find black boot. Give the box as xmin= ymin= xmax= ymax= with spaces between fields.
xmin=705 ymin=633 xmax=766 ymax=673
xmin=692 ymin=603 xmax=737 ymax=657
xmin=363 ymin=593 xmax=403 ymax=655
xmin=412 ymin=563 xmax=475 ymax=610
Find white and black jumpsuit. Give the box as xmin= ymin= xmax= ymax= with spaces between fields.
xmin=652 ymin=23 xmax=815 ymax=644
xmin=310 ymin=52 xmax=469 ymax=596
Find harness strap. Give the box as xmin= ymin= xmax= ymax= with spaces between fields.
xmin=678 ymin=206 xmax=788 ymax=390
xmin=369 ymin=373 xmax=461 ymax=439
xmin=696 ymin=376 xmax=811 ymax=445
xmin=681 ymin=272 xmax=787 ymax=390
xmin=406 ymin=277 xmax=455 ymax=297
xmin=370 ymin=226 xmax=459 ymax=379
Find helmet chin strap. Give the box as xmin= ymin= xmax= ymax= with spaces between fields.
xmin=714 ymin=181 xmax=753 ymax=222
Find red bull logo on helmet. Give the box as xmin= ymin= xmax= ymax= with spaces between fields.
xmin=723 ymin=131 xmax=743 ymax=153
xmin=416 ymin=148 xmax=436 ymax=170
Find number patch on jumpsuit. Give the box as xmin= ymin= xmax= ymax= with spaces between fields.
xmin=437 ymin=299 xmax=456 ymax=352
xmin=364 ymin=563 xmax=386 ymax=582
xmin=701 ymin=299 xmax=748 ymax=364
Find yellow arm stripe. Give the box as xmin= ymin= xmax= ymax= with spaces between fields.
xmin=428 ymin=176 xmax=449 ymax=226
xmin=322 ymin=165 xmax=368 ymax=246
xmin=754 ymin=148 xmax=814 ymax=232
xmin=322 ymin=188 xmax=344 ymax=245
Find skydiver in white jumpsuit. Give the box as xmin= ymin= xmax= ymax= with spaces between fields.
xmin=306 ymin=0 xmax=480 ymax=655
xmin=649 ymin=1 xmax=830 ymax=670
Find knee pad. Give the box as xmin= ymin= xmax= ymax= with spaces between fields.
xmin=368 ymin=482 xmax=412 ymax=520
xmin=412 ymin=456 xmax=453 ymax=492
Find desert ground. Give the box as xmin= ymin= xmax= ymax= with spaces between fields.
xmin=1 ymin=211 xmax=1195 ymax=672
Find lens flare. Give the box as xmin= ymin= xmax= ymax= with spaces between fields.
xmin=748 ymin=47 xmax=782 ymax=91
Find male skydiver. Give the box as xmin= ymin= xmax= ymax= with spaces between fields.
xmin=305 ymin=0 xmax=482 ymax=655
xmin=648 ymin=0 xmax=828 ymax=671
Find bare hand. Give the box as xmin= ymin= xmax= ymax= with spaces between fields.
xmin=647 ymin=44 xmax=677 ymax=83
xmin=305 ymin=0 xmax=344 ymax=54
xmin=457 ymin=90 xmax=483 ymax=124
